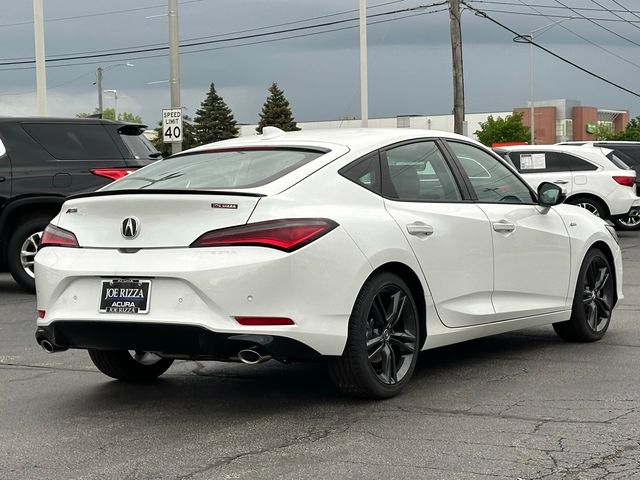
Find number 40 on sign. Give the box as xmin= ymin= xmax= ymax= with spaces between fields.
xmin=162 ymin=108 xmax=183 ymax=143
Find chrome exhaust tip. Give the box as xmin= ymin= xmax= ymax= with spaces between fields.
xmin=237 ymin=349 xmax=271 ymax=365
xmin=40 ymin=339 xmax=55 ymax=354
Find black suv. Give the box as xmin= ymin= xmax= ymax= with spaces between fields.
xmin=0 ymin=117 xmax=160 ymax=291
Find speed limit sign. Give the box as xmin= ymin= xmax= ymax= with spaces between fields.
xmin=162 ymin=108 xmax=183 ymax=143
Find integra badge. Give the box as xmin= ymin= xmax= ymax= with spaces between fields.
xmin=212 ymin=203 xmax=238 ymax=209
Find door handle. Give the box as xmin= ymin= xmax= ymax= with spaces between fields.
xmin=492 ymin=220 xmax=516 ymax=233
xmin=0 ymin=176 xmax=5 ymax=182
xmin=406 ymin=222 xmax=434 ymax=236
xmin=553 ymin=180 xmax=569 ymax=185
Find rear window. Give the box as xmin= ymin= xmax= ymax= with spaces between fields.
xmin=606 ymin=151 xmax=633 ymax=169
xmin=104 ymin=148 xmax=326 ymax=191
xmin=21 ymin=123 xmax=122 ymax=160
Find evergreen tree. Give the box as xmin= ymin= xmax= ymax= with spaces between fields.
xmin=194 ymin=82 xmax=238 ymax=144
xmin=256 ymin=82 xmax=300 ymax=133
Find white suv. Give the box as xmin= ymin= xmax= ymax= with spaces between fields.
xmin=494 ymin=145 xmax=640 ymax=225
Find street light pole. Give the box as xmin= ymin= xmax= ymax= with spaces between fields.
xmin=359 ymin=0 xmax=368 ymax=128
xmin=33 ymin=0 xmax=47 ymax=115
xmin=515 ymin=18 xmax=574 ymax=145
xmin=103 ymin=90 xmax=118 ymax=120
xmin=96 ymin=67 xmax=103 ymax=115
xmin=168 ymin=0 xmax=182 ymax=153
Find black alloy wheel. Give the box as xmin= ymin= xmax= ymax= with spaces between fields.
xmin=329 ymin=272 xmax=420 ymax=398
xmin=553 ymin=249 xmax=614 ymax=342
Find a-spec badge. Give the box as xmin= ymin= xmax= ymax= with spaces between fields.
xmin=121 ymin=217 xmax=140 ymax=239
xmin=212 ymin=203 xmax=238 ymax=210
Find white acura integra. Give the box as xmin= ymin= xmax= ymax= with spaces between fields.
xmin=35 ymin=128 xmax=622 ymax=398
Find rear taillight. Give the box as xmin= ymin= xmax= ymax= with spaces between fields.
xmin=612 ymin=175 xmax=636 ymax=187
xmin=190 ymin=218 xmax=338 ymax=252
xmin=37 ymin=310 xmax=45 ymax=319
xmin=40 ymin=224 xmax=79 ymax=249
xmin=90 ymin=168 xmax=136 ymax=181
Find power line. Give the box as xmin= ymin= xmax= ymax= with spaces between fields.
xmin=0 ymin=2 xmax=448 ymax=67
xmin=461 ymin=1 xmax=640 ymax=98
xmin=610 ymin=0 xmax=640 ymax=21
xmin=590 ymin=0 xmax=640 ymax=31
xmin=0 ymin=8 xmax=447 ymax=76
xmin=466 ymin=6 xmax=640 ymax=23
xmin=468 ymin=0 xmax=640 ymax=15
xmin=513 ymin=0 xmax=640 ymax=71
xmin=0 ymin=0 xmax=202 ymax=28
xmin=552 ymin=0 xmax=640 ymax=47
xmin=0 ymin=0 xmax=407 ymax=62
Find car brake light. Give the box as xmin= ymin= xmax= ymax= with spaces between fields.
xmin=235 ymin=316 xmax=295 ymax=326
xmin=40 ymin=224 xmax=79 ymax=248
xmin=190 ymin=218 xmax=338 ymax=252
xmin=612 ymin=175 xmax=635 ymax=187
xmin=90 ymin=168 xmax=136 ymax=181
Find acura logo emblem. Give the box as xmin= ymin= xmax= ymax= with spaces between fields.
xmin=121 ymin=217 xmax=140 ymax=239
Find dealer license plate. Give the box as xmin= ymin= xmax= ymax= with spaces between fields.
xmin=99 ymin=279 xmax=151 ymax=314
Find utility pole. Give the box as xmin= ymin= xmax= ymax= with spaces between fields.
xmin=96 ymin=67 xmax=103 ymax=116
xmin=33 ymin=0 xmax=47 ymax=115
xmin=359 ymin=0 xmax=368 ymax=128
xmin=168 ymin=0 xmax=182 ymax=153
xmin=449 ymin=0 xmax=465 ymax=135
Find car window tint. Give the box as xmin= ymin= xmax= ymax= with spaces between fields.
xmin=119 ymin=130 xmax=161 ymax=160
xmin=557 ymin=153 xmax=598 ymax=171
xmin=21 ymin=123 xmax=122 ymax=160
xmin=448 ymin=141 xmax=535 ymax=204
xmin=105 ymin=148 xmax=325 ymax=190
xmin=382 ymin=141 xmax=461 ymax=202
xmin=605 ymin=151 xmax=631 ymax=170
xmin=340 ymin=152 xmax=381 ymax=194
xmin=506 ymin=150 xmax=562 ymax=173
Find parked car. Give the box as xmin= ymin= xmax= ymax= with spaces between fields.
xmin=557 ymin=141 xmax=640 ymax=230
xmin=0 ymin=116 xmax=160 ymax=292
xmin=494 ymin=144 xmax=640 ymax=228
xmin=35 ymin=128 xmax=622 ymax=398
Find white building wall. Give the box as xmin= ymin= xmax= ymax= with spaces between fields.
xmin=238 ymin=111 xmax=511 ymax=140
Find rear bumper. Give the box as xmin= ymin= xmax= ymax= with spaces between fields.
xmin=35 ymin=321 xmax=321 ymax=361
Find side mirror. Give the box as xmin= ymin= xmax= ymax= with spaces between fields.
xmin=537 ymin=182 xmax=566 ymax=208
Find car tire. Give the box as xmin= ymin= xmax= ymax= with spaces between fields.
xmin=568 ymin=196 xmax=606 ymax=218
xmin=7 ymin=216 xmax=51 ymax=293
xmin=88 ymin=350 xmax=174 ymax=381
xmin=612 ymin=215 xmax=640 ymax=231
xmin=328 ymin=272 xmax=421 ymax=399
xmin=553 ymin=248 xmax=614 ymax=342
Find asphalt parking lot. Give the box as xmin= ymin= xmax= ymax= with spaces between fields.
xmin=1 ymin=234 xmax=639 ymax=480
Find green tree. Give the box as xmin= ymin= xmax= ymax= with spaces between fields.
xmin=475 ymin=112 xmax=530 ymax=146
xmin=608 ymin=116 xmax=640 ymax=141
xmin=193 ymin=82 xmax=238 ymax=144
xmin=256 ymin=82 xmax=300 ymax=134
xmin=151 ymin=115 xmax=198 ymax=157
xmin=76 ymin=108 xmax=142 ymax=123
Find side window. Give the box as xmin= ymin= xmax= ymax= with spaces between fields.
xmin=339 ymin=152 xmax=381 ymax=194
xmin=381 ymin=141 xmax=461 ymax=202
xmin=448 ymin=141 xmax=535 ymax=204
xmin=557 ymin=153 xmax=598 ymax=171
xmin=508 ymin=150 xmax=562 ymax=173
xmin=21 ymin=123 xmax=122 ymax=160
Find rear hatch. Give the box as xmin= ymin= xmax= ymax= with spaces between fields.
xmin=58 ymin=193 xmax=261 ymax=248
xmin=55 ymin=144 xmax=346 ymax=248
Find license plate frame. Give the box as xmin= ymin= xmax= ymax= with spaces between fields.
xmin=99 ymin=279 xmax=151 ymax=314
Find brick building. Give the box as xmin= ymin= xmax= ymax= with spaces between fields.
xmin=514 ymin=99 xmax=629 ymax=144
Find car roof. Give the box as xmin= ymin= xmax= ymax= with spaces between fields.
xmin=0 ymin=116 xmax=145 ymax=128
xmin=187 ymin=128 xmax=480 ymax=154
xmin=495 ymin=144 xmax=611 ymax=154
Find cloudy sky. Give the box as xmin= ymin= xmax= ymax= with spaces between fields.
xmin=1 ymin=0 xmax=639 ymax=126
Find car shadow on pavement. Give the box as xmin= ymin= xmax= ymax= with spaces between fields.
xmin=52 ymin=327 xmax=561 ymax=420
xmin=0 ymin=274 xmax=32 ymax=297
